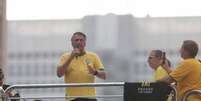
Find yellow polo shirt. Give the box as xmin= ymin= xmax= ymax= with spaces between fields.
xmin=58 ymin=51 xmax=104 ymax=100
xmin=154 ymin=66 xmax=169 ymax=81
xmin=170 ymin=59 xmax=201 ymax=101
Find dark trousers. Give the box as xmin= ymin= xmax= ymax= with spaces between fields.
xmin=71 ymin=98 xmax=97 ymax=101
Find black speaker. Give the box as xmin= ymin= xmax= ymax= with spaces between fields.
xmin=124 ymin=82 xmax=172 ymax=101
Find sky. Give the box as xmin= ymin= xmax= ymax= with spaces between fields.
xmin=7 ymin=0 xmax=201 ymax=20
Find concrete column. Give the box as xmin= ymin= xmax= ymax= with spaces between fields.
xmin=0 ymin=0 xmax=7 ymax=72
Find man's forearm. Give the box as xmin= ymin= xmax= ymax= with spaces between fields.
xmin=162 ymin=60 xmax=173 ymax=74
xmin=57 ymin=55 xmax=74 ymax=77
xmin=161 ymin=64 xmax=173 ymax=74
xmin=164 ymin=67 xmax=173 ymax=74
xmin=157 ymin=76 xmax=175 ymax=84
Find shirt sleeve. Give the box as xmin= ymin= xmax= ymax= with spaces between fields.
xmin=169 ymin=61 xmax=192 ymax=82
xmin=154 ymin=66 xmax=168 ymax=81
xmin=93 ymin=53 xmax=104 ymax=70
xmin=58 ymin=53 xmax=69 ymax=66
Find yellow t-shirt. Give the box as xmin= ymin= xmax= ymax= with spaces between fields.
xmin=153 ymin=66 xmax=169 ymax=81
xmin=154 ymin=66 xmax=172 ymax=101
xmin=170 ymin=59 xmax=201 ymax=101
xmin=58 ymin=51 xmax=104 ymax=100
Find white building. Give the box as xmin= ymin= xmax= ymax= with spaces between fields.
xmin=6 ymin=15 xmax=201 ymax=101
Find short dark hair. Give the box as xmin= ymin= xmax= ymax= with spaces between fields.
xmin=182 ymin=40 xmax=199 ymax=58
xmin=152 ymin=50 xmax=163 ymax=58
xmin=72 ymin=32 xmax=86 ymax=39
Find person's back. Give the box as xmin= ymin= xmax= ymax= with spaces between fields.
xmin=158 ymin=40 xmax=201 ymax=101
xmin=170 ymin=59 xmax=201 ymax=101
xmin=189 ymin=59 xmax=201 ymax=101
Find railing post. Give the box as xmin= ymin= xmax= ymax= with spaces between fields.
xmin=182 ymin=90 xmax=201 ymax=101
xmin=170 ymin=84 xmax=177 ymax=101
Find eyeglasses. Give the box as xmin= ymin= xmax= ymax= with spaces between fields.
xmin=148 ymin=56 xmax=155 ymax=60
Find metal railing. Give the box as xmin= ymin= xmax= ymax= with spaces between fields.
xmin=170 ymin=84 xmax=178 ymax=101
xmin=0 ymin=82 xmax=177 ymax=101
xmin=3 ymin=82 xmax=124 ymax=100
xmin=182 ymin=90 xmax=201 ymax=101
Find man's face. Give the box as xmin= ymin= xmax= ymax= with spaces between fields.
xmin=71 ymin=34 xmax=86 ymax=51
xmin=148 ymin=51 xmax=162 ymax=70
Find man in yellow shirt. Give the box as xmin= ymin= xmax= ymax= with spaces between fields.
xmin=157 ymin=40 xmax=201 ymax=101
xmin=57 ymin=32 xmax=106 ymax=101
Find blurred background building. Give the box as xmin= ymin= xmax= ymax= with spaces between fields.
xmin=3 ymin=14 xmax=201 ymax=101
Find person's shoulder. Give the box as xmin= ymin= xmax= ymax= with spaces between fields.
xmin=182 ymin=58 xmax=197 ymax=64
xmin=86 ymin=51 xmax=99 ymax=57
xmin=156 ymin=66 xmax=166 ymax=73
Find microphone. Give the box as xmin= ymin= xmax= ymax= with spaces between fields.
xmin=73 ymin=44 xmax=80 ymax=58
xmin=74 ymin=44 xmax=80 ymax=49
